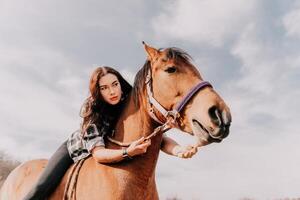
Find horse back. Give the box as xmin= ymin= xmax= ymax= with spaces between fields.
xmin=50 ymin=157 xmax=121 ymax=200
xmin=0 ymin=159 xmax=48 ymax=200
xmin=53 ymin=157 xmax=158 ymax=200
xmin=0 ymin=157 xmax=158 ymax=200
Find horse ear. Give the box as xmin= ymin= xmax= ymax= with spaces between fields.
xmin=142 ymin=41 xmax=159 ymax=61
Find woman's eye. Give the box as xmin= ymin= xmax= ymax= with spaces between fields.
xmin=165 ymin=66 xmax=177 ymax=73
xmin=100 ymin=87 xmax=107 ymax=91
xmin=113 ymin=82 xmax=119 ymax=87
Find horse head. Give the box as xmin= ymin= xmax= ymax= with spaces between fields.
xmin=142 ymin=42 xmax=232 ymax=145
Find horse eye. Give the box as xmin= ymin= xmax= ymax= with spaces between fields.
xmin=165 ymin=66 xmax=177 ymax=73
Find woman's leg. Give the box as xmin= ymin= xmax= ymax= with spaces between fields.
xmin=23 ymin=140 xmax=73 ymax=200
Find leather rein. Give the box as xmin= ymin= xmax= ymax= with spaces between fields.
xmin=107 ymin=69 xmax=212 ymax=147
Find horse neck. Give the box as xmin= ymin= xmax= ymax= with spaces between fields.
xmin=115 ymin=93 xmax=152 ymax=140
xmin=113 ymin=92 xmax=163 ymax=178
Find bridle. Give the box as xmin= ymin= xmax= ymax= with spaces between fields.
xmin=145 ymin=69 xmax=212 ymax=127
xmin=107 ymin=69 xmax=212 ymax=147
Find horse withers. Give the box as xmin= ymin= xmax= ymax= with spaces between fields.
xmin=0 ymin=43 xmax=231 ymax=200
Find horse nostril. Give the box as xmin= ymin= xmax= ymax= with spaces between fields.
xmin=222 ymin=124 xmax=230 ymax=138
xmin=222 ymin=109 xmax=232 ymax=126
xmin=208 ymin=106 xmax=222 ymax=126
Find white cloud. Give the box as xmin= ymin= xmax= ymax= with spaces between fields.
xmin=0 ymin=43 xmax=86 ymax=160
xmin=231 ymin=24 xmax=285 ymax=93
xmin=283 ymin=2 xmax=300 ymax=38
xmin=153 ymin=0 xmax=257 ymax=46
xmin=0 ymin=69 xmax=79 ymax=159
xmin=229 ymin=22 xmax=300 ymax=127
xmin=120 ymin=68 xmax=136 ymax=85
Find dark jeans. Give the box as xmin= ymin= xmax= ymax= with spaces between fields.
xmin=23 ymin=140 xmax=74 ymax=200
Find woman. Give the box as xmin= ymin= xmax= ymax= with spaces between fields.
xmin=23 ymin=66 xmax=197 ymax=200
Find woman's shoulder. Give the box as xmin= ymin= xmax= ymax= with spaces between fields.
xmin=81 ymin=123 xmax=110 ymax=141
xmin=68 ymin=123 xmax=100 ymax=141
xmin=85 ymin=124 xmax=100 ymax=136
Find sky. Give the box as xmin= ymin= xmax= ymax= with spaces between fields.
xmin=0 ymin=0 xmax=299 ymax=199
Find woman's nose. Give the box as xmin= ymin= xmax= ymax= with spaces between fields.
xmin=109 ymin=87 xmax=115 ymax=95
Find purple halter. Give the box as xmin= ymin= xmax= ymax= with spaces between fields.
xmin=175 ymin=81 xmax=212 ymax=113
xmin=146 ymin=69 xmax=213 ymax=125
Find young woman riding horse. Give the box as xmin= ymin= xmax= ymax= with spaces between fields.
xmin=23 ymin=66 xmax=197 ymax=200
xmin=0 ymin=42 xmax=231 ymax=200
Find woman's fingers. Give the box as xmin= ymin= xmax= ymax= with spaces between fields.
xmin=178 ymin=146 xmax=198 ymax=159
xmin=137 ymin=140 xmax=151 ymax=150
xmin=129 ymin=139 xmax=151 ymax=155
xmin=186 ymin=145 xmax=194 ymax=150
xmin=134 ymin=137 xmax=146 ymax=145
xmin=177 ymin=152 xmax=184 ymax=158
xmin=130 ymin=137 xmax=146 ymax=148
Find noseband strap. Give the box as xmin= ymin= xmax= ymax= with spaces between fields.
xmin=175 ymin=81 xmax=212 ymax=113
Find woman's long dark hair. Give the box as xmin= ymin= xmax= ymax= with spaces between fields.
xmin=80 ymin=66 xmax=132 ymax=135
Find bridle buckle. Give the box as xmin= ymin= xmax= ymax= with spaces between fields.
xmin=164 ymin=110 xmax=181 ymax=128
xmin=166 ymin=110 xmax=180 ymax=120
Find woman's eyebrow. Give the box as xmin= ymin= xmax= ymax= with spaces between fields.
xmin=99 ymin=80 xmax=118 ymax=87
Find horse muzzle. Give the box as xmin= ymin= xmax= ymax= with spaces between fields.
xmin=191 ymin=107 xmax=231 ymax=143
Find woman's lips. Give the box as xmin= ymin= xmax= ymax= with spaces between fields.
xmin=110 ymin=96 xmax=119 ymax=101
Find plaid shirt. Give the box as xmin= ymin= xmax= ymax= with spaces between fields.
xmin=67 ymin=117 xmax=113 ymax=162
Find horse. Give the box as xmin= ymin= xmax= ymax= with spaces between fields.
xmin=0 ymin=43 xmax=231 ymax=200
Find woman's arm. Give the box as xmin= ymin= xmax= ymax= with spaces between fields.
xmin=91 ymin=147 xmax=125 ymax=163
xmin=160 ymin=135 xmax=180 ymax=156
xmin=91 ymin=137 xmax=151 ymax=163
xmin=160 ymin=135 xmax=198 ymax=158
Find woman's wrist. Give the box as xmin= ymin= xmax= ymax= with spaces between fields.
xmin=122 ymin=148 xmax=133 ymax=159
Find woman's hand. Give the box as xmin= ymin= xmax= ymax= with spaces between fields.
xmin=127 ymin=137 xmax=151 ymax=157
xmin=172 ymin=145 xmax=198 ymax=159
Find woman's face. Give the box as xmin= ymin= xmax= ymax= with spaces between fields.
xmin=99 ymin=73 xmax=122 ymax=105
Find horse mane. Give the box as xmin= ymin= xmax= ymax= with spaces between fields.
xmin=133 ymin=59 xmax=150 ymax=108
xmin=132 ymin=47 xmax=193 ymax=108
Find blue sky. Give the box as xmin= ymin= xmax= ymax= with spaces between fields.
xmin=0 ymin=0 xmax=299 ymax=199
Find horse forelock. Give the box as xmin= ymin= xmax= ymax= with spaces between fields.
xmin=163 ymin=47 xmax=193 ymax=64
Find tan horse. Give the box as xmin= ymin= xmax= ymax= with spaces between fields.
xmin=0 ymin=43 xmax=231 ymax=200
